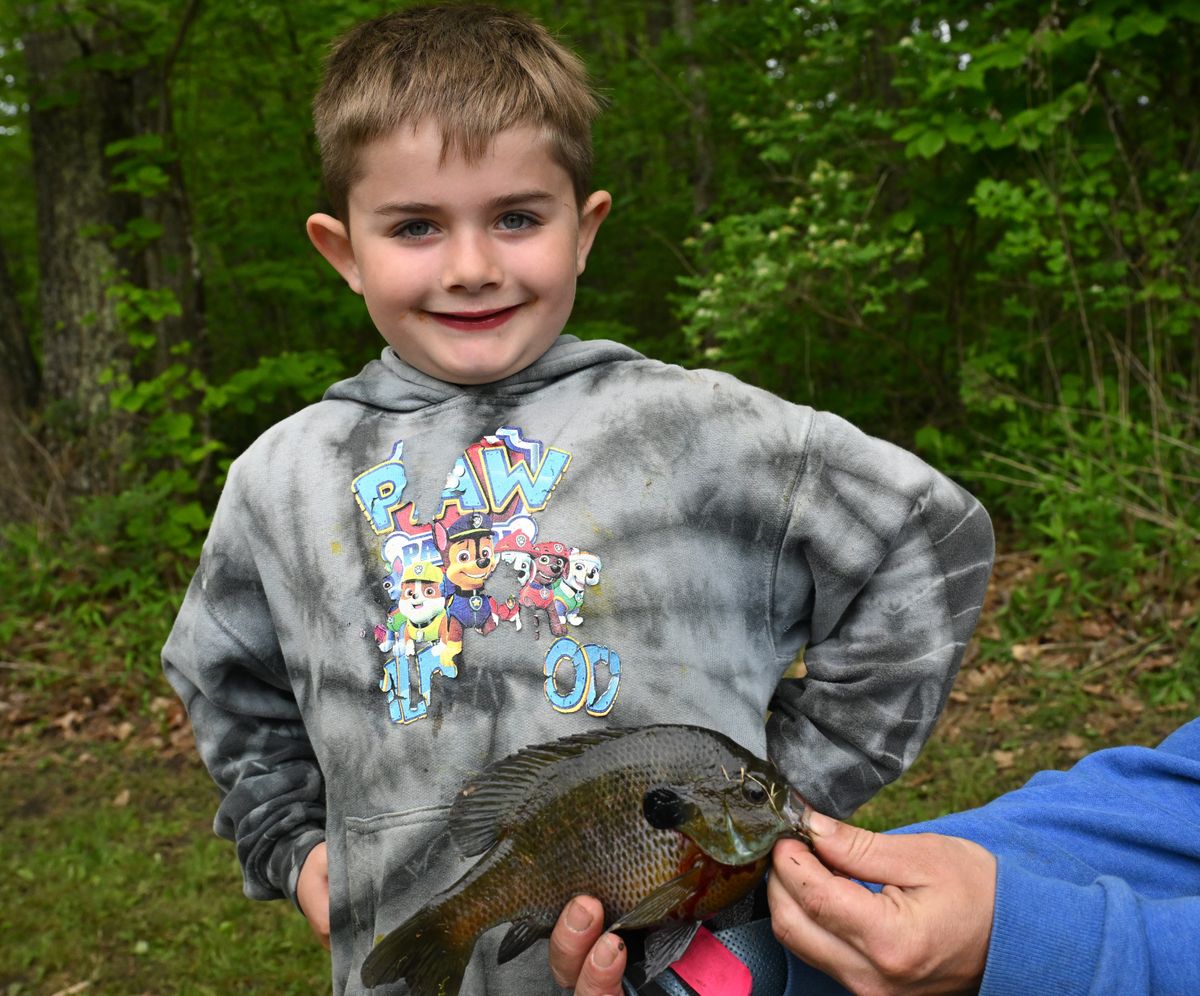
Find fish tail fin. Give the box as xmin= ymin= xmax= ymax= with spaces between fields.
xmin=360 ymin=905 xmax=470 ymax=995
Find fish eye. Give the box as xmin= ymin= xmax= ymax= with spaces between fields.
xmin=741 ymin=779 xmax=769 ymax=805
xmin=643 ymin=787 xmax=686 ymax=830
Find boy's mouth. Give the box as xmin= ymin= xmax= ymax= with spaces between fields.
xmin=427 ymin=305 xmax=520 ymax=331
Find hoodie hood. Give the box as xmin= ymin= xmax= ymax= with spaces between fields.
xmin=323 ymin=335 xmax=644 ymax=413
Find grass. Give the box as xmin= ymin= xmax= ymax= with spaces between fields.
xmin=0 ymin=741 xmax=329 ymax=995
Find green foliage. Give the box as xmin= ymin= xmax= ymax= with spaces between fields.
xmin=0 ymin=335 xmax=342 ymax=681
xmin=671 ymin=0 xmax=1198 ymax=627
xmin=1 ymin=0 xmax=1196 ymax=664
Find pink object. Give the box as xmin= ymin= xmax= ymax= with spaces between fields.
xmin=670 ymin=925 xmax=752 ymax=996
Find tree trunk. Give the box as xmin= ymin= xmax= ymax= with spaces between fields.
xmin=132 ymin=63 xmax=208 ymax=378
xmin=0 ymin=234 xmax=45 ymax=525
xmin=672 ymin=0 xmax=713 ymax=219
xmin=24 ymin=20 xmax=138 ymax=487
xmin=0 ymin=236 xmax=38 ymax=414
xmin=133 ymin=0 xmax=207 ymax=377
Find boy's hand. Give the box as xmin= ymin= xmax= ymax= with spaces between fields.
xmin=768 ymin=813 xmax=996 ymax=996
xmin=297 ymin=841 xmax=331 ymax=951
xmin=549 ymin=896 xmax=626 ymax=995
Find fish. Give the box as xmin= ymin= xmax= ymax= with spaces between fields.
xmin=360 ymin=724 xmax=810 ymax=994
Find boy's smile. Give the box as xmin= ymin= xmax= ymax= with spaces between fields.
xmin=307 ymin=122 xmax=610 ymax=384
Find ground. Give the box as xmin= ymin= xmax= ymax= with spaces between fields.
xmin=1 ymin=546 xmax=1194 ymax=994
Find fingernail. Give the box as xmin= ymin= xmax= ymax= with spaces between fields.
xmin=565 ymin=899 xmax=593 ymax=933
xmin=593 ymin=935 xmax=621 ymax=968
xmin=808 ymin=811 xmax=836 ymax=837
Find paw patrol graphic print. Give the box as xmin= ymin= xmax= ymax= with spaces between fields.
xmin=352 ymin=427 xmax=617 ymax=725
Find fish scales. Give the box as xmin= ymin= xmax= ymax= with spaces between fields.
xmin=360 ymin=725 xmax=808 ymax=994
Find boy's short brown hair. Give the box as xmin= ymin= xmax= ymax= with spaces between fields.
xmin=314 ymin=3 xmax=602 ymax=221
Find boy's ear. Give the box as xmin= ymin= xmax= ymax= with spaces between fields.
xmin=307 ymin=213 xmax=362 ymax=294
xmin=575 ymin=190 xmax=612 ymax=276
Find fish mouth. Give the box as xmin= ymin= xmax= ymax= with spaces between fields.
xmin=782 ymin=790 xmax=813 ymax=848
xmin=723 ymin=807 xmax=758 ymax=863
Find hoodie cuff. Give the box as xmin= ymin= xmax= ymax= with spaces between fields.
xmin=979 ymin=856 xmax=1104 ymax=996
xmin=268 ymin=824 xmax=327 ymax=911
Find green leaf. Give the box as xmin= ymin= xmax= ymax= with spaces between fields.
xmin=912 ymin=130 xmax=946 ymax=159
xmin=891 ymin=122 xmax=926 ymax=142
xmin=1115 ymin=11 xmax=1169 ymax=42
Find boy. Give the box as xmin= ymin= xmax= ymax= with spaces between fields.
xmin=162 ymin=5 xmax=994 ymax=994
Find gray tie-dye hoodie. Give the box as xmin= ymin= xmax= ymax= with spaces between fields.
xmin=163 ymin=335 xmax=993 ymax=994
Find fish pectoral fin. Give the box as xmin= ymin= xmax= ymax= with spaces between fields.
xmin=642 ymin=920 xmax=702 ymax=980
xmin=611 ymin=865 xmax=705 ymax=931
xmin=496 ymin=914 xmax=555 ymax=965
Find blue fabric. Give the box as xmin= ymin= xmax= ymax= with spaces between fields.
xmin=785 ymin=718 xmax=1200 ymax=995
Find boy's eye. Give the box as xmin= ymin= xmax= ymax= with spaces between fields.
xmin=498 ymin=212 xmax=535 ymax=231
xmin=394 ymin=219 xmax=436 ymax=239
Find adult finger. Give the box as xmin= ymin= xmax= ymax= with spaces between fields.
xmin=766 ymin=868 xmax=874 ymax=990
xmin=806 ymin=812 xmax=925 ymax=888
xmin=772 ymin=838 xmax=895 ymax=949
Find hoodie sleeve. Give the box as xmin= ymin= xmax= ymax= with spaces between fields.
xmin=162 ymin=460 xmax=326 ymax=906
xmin=765 ymin=411 xmax=993 ymax=817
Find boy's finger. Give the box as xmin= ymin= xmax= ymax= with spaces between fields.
xmin=549 ymin=896 xmax=605 ymax=987
xmin=574 ymin=933 xmax=627 ymax=996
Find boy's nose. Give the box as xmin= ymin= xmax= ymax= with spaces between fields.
xmin=441 ymin=231 xmax=502 ymax=292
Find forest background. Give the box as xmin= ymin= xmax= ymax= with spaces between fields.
xmin=1 ymin=0 xmax=1198 ymax=992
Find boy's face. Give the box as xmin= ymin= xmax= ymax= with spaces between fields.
xmin=307 ymin=122 xmax=610 ymax=385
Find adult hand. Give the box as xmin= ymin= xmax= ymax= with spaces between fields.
xmin=548 ymin=895 xmax=627 ymax=995
xmin=297 ymin=841 xmax=331 ymax=950
xmin=768 ymin=812 xmax=996 ymax=996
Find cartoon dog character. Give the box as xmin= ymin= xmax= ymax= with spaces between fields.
xmin=553 ymin=549 xmax=602 ymax=627
xmin=514 ymin=539 xmax=571 ymax=640
xmin=501 ymin=548 xmax=534 ymax=588
xmin=433 ymin=511 xmax=502 ymax=663
xmin=494 ymin=530 xmax=537 ymax=631
xmin=395 ymin=561 xmax=450 ymax=663
xmin=374 ymin=558 xmax=407 ymax=653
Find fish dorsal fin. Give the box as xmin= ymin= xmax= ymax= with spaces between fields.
xmin=449 ymin=727 xmax=634 ymax=856
xmin=496 ymin=913 xmax=556 ymax=965
xmin=610 ymin=865 xmax=706 ymax=931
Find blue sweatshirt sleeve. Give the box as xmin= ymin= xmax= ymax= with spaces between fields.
xmin=981 ymin=863 xmax=1200 ymax=995
xmin=783 ymin=719 xmax=1200 ymax=995
xmin=898 ymin=718 xmax=1200 ymax=995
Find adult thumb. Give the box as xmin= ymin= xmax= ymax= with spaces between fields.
xmin=807 ymin=811 xmax=919 ymax=887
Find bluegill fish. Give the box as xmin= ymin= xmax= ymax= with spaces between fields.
xmin=360 ymin=724 xmax=809 ymax=993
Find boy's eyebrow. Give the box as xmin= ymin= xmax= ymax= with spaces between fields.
xmin=372 ymin=190 xmax=559 ymax=215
